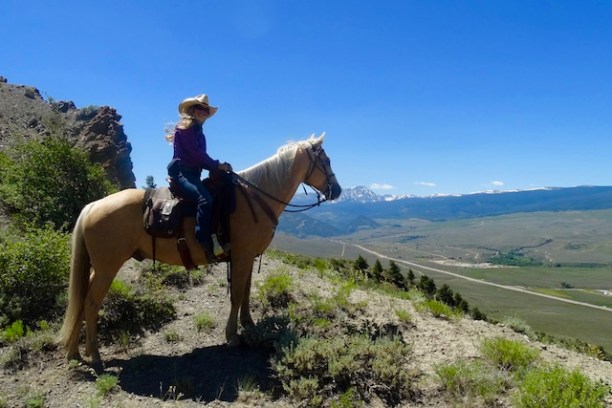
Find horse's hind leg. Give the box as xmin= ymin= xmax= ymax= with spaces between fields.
xmin=66 ymin=310 xmax=85 ymax=361
xmin=83 ymin=267 xmax=117 ymax=364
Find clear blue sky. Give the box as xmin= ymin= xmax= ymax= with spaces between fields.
xmin=1 ymin=1 xmax=610 ymax=196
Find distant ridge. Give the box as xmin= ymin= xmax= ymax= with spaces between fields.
xmin=282 ymin=185 xmax=612 ymax=237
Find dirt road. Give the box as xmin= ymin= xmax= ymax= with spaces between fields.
xmin=353 ymin=244 xmax=612 ymax=313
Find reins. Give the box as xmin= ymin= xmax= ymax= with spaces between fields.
xmin=229 ymin=143 xmax=334 ymax=214
xmin=232 ymin=172 xmax=327 ymax=213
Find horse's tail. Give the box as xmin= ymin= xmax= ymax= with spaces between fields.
xmin=58 ymin=203 xmax=93 ymax=347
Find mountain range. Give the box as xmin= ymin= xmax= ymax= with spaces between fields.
xmin=281 ymin=185 xmax=612 ymax=237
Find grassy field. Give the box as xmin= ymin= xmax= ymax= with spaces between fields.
xmin=271 ymin=209 xmax=612 ymax=353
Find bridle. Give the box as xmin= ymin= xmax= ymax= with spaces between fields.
xmin=231 ymin=142 xmax=336 ymax=214
xmin=303 ymin=143 xmax=336 ymax=204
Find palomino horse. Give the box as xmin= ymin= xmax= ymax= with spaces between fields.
xmin=59 ymin=134 xmax=340 ymax=364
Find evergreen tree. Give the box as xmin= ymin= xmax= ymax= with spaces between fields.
xmin=354 ymin=255 xmax=369 ymax=279
xmin=386 ymin=261 xmax=407 ymax=289
xmin=407 ymin=269 xmax=416 ymax=286
xmin=471 ymin=307 xmax=487 ymax=321
xmin=418 ymin=275 xmax=437 ymax=297
xmin=454 ymin=292 xmax=470 ymax=313
xmin=144 ymin=175 xmax=157 ymax=189
xmin=371 ymin=259 xmax=384 ymax=282
xmin=436 ymin=284 xmax=456 ymax=307
xmin=354 ymin=255 xmax=368 ymax=271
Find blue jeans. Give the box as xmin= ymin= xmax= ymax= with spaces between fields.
xmin=175 ymin=167 xmax=213 ymax=246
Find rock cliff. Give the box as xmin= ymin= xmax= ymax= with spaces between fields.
xmin=0 ymin=76 xmax=135 ymax=189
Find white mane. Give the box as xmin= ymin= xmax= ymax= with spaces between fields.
xmin=238 ymin=136 xmax=318 ymax=190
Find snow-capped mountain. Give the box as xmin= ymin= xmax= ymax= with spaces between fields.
xmin=282 ymin=185 xmax=612 ymax=237
xmin=331 ymin=185 xmax=384 ymax=203
xmin=291 ymin=185 xmax=394 ymax=205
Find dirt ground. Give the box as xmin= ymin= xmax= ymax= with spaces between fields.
xmin=0 ymin=258 xmax=610 ymax=408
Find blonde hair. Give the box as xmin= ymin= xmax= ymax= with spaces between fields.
xmin=164 ymin=110 xmax=198 ymax=143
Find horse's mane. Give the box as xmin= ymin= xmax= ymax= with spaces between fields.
xmin=238 ymin=136 xmax=316 ymax=189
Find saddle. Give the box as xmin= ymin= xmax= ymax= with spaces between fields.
xmin=142 ymin=171 xmax=236 ymax=269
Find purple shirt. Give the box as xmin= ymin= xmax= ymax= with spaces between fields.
xmin=172 ymin=125 xmax=219 ymax=171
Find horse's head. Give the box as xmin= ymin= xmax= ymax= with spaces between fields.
xmin=303 ymin=133 xmax=342 ymax=201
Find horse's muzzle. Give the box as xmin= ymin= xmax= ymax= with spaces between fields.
xmin=327 ymin=182 xmax=342 ymax=201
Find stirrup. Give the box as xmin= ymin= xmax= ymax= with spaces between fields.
xmin=211 ymin=234 xmax=226 ymax=257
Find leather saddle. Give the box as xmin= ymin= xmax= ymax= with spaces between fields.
xmin=142 ymin=171 xmax=236 ymax=269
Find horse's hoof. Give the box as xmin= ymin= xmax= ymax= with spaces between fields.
xmin=91 ymin=360 xmax=105 ymax=374
xmin=66 ymin=352 xmax=82 ymax=362
xmin=227 ymin=336 xmax=242 ymax=347
xmin=241 ymin=318 xmax=255 ymax=329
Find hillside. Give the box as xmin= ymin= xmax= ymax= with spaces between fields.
xmin=0 ymin=256 xmax=610 ymax=407
xmin=0 ymin=76 xmax=135 ymax=189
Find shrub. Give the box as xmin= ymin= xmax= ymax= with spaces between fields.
xmin=435 ymin=359 xmax=509 ymax=405
xmin=289 ymin=284 xmax=365 ymax=338
xmin=0 ymin=137 xmax=115 ymax=231
xmin=76 ymin=105 xmax=100 ymax=120
xmin=241 ymin=315 xmax=296 ymax=348
xmin=0 ymin=227 xmax=70 ymax=327
xmin=164 ymin=329 xmax=181 ymax=343
xmin=1 ymin=320 xmax=25 ymax=343
xmin=95 ymin=374 xmax=119 ymax=397
xmin=194 ymin=312 xmax=216 ymax=332
xmin=481 ymin=337 xmax=540 ymax=372
xmin=142 ymin=262 xmax=205 ymax=290
xmin=98 ymin=280 xmax=176 ymax=341
xmin=395 ymin=309 xmax=413 ymax=325
xmin=417 ymin=299 xmax=461 ymax=320
xmin=502 ymin=316 xmax=536 ymax=339
xmin=256 ymin=268 xmax=294 ymax=310
xmin=24 ymin=390 xmax=45 ymax=408
xmin=513 ymin=365 xmax=608 ymax=408
xmin=273 ymin=335 xmax=415 ymax=406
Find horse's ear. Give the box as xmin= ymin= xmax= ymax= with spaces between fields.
xmin=314 ymin=131 xmax=326 ymax=146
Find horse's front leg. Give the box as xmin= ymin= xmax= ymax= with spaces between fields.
xmin=225 ymin=257 xmax=254 ymax=346
xmin=240 ymin=266 xmax=255 ymax=329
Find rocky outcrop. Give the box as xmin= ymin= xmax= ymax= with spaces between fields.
xmin=0 ymin=77 xmax=135 ymax=189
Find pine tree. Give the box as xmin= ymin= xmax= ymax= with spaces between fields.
xmin=436 ymin=284 xmax=456 ymax=307
xmin=386 ymin=261 xmax=407 ymax=289
xmin=354 ymin=255 xmax=369 ymax=279
xmin=418 ymin=275 xmax=437 ymax=297
xmin=407 ymin=269 xmax=415 ymax=286
xmin=372 ymin=259 xmax=384 ymax=282
xmin=354 ymin=255 xmax=368 ymax=271
xmin=144 ymin=175 xmax=157 ymax=189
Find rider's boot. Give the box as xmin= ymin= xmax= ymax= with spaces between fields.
xmin=201 ymin=241 xmax=217 ymax=264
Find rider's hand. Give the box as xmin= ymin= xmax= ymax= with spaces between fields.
xmin=218 ymin=162 xmax=232 ymax=172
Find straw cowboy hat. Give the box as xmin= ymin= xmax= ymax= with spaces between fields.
xmin=178 ymin=94 xmax=218 ymax=118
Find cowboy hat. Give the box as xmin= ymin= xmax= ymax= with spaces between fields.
xmin=178 ymin=94 xmax=218 ymax=118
